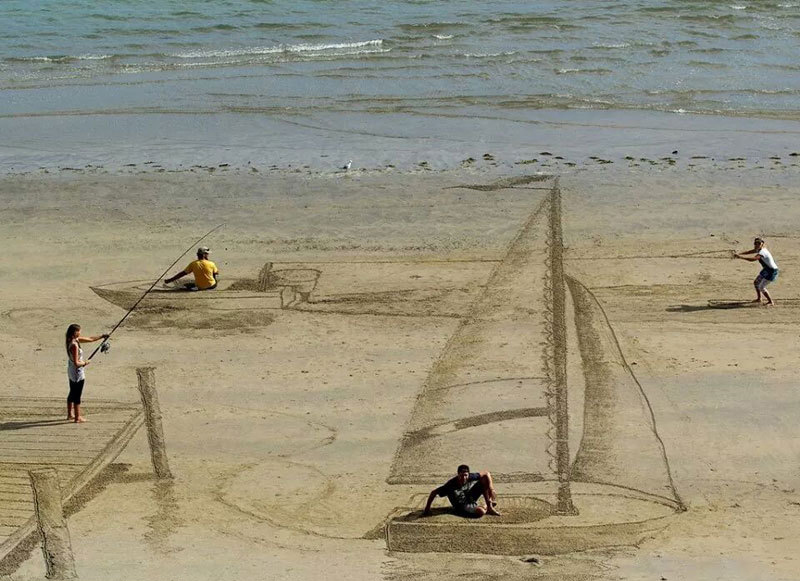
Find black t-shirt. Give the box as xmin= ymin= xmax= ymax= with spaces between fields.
xmin=435 ymin=472 xmax=480 ymax=507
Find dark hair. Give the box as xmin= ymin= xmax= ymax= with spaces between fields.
xmin=66 ymin=324 xmax=80 ymax=352
xmin=457 ymin=464 xmax=470 ymax=473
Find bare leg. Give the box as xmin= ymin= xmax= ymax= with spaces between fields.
xmin=763 ymin=289 xmax=774 ymax=305
xmin=753 ymin=279 xmax=763 ymax=303
xmin=67 ymin=401 xmax=74 ymax=421
xmin=74 ymin=404 xmax=86 ymax=423
xmin=480 ymin=473 xmax=498 ymax=503
xmin=480 ymin=473 xmax=501 ymax=515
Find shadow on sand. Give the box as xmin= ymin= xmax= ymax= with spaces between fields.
xmin=393 ymin=507 xmax=482 ymax=521
xmin=0 ymin=418 xmax=70 ymax=431
xmin=667 ymin=301 xmax=761 ymax=313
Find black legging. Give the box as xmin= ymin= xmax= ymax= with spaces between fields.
xmin=68 ymin=379 xmax=85 ymax=405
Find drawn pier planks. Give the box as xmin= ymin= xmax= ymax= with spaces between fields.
xmin=0 ymin=397 xmax=143 ymax=565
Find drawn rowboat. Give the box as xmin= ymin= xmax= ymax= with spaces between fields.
xmin=91 ymin=263 xmax=321 ymax=311
xmin=90 ymin=278 xmax=282 ymax=311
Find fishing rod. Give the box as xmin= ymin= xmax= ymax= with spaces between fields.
xmin=88 ymin=223 xmax=225 ymax=360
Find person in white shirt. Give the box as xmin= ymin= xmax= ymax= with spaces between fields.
xmin=734 ymin=237 xmax=779 ymax=306
xmin=65 ymin=323 xmax=108 ymax=423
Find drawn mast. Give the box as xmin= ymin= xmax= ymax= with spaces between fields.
xmin=548 ymin=180 xmax=577 ymax=515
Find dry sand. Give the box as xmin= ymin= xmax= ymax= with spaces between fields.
xmin=1 ymin=164 xmax=799 ymax=580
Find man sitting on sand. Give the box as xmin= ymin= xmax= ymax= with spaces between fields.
xmin=423 ymin=464 xmax=501 ymax=517
xmin=734 ymin=237 xmax=778 ymax=306
xmin=164 ymin=246 xmax=219 ymax=290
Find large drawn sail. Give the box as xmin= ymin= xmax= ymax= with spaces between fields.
xmin=385 ymin=180 xmax=684 ymax=555
xmin=389 ymin=184 xmax=576 ymax=513
xmin=567 ymin=276 xmax=684 ymax=509
xmin=388 ymin=181 xmax=683 ymax=513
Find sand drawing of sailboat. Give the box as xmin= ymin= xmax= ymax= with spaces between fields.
xmin=385 ymin=181 xmax=684 ymax=555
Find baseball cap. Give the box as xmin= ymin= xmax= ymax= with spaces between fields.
xmin=197 ymin=246 xmax=211 ymax=254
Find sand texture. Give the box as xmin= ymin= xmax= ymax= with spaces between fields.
xmin=1 ymin=166 xmax=799 ymax=580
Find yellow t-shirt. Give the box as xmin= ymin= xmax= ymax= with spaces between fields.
xmin=184 ymin=259 xmax=218 ymax=290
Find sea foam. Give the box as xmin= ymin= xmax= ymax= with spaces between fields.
xmin=172 ymin=40 xmax=384 ymax=59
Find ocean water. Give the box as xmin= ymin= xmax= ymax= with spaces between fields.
xmin=2 ymin=0 xmax=800 ymax=171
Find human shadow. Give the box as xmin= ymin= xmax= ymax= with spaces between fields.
xmin=666 ymin=301 xmax=757 ymax=313
xmin=0 ymin=418 xmax=70 ymax=431
xmin=395 ymin=507 xmax=483 ymax=521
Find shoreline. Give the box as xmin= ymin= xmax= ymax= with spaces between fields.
xmin=3 ymin=108 xmax=800 ymax=175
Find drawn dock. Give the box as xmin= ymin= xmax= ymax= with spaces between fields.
xmin=0 ymin=397 xmax=143 ymax=567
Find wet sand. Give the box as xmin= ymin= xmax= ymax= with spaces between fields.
xmin=1 ymin=164 xmax=799 ymax=580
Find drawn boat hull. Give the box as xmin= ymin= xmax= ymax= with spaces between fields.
xmin=90 ymin=279 xmax=283 ymax=311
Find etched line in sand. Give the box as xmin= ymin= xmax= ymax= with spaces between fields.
xmin=444 ymin=174 xmax=552 ymax=191
xmin=384 ymin=179 xmax=689 ymax=556
xmin=401 ymin=407 xmax=551 ymax=445
xmin=143 ymin=479 xmax=184 ymax=555
xmin=0 ymin=401 xmax=143 ymax=575
xmin=547 ymin=178 xmax=576 ymax=515
xmin=136 ymin=368 xmax=172 ymax=480
xmin=213 ymin=460 xmax=354 ymax=541
xmin=566 ymin=275 xmax=685 ymax=511
xmin=425 ymin=376 xmax=548 ymax=394
xmin=568 ymin=249 xmax=735 ymax=261
xmin=388 ymin=190 xmax=552 ymax=484
xmin=206 ymin=409 xmax=353 ymax=542
xmin=29 ymin=468 xmax=78 ymax=580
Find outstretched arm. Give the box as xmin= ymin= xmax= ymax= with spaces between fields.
xmin=423 ymin=489 xmax=438 ymax=516
xmin=734 ymin=247 xmax=760 ymax=261
xmin=77 ymin=333 xmax=109 ymax=343
xmin=165 ymin=270 xmax=189 ymax=284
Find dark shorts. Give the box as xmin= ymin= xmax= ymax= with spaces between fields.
xmin=758 ymin=268 xmax=778 ymax=282
xmin=453 ymin=481 xmax=485 ymax=515
xmin=68 ymin=379 xmax=85 ymax=405
xmin=183 ymin=282 xmax=217 ymax=291
xmin=756 ymin=268 xmax=778 ymax=290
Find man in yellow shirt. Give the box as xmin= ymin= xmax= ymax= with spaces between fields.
xmin=164 ymin=246 xmax=219 ymax=290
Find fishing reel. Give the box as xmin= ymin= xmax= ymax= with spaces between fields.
xmin=100 ymin=341 xmax=111 ymax=354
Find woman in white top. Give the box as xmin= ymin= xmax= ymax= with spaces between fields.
xmin=734 ymin=237 xmax=779 ymax=306
xmin=65 ymin=324 xmax=108 ymax=423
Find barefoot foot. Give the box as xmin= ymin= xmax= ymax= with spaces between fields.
xmin=487 ymin=506 xmax=502 ymax=516
xmin=74 ymin=416 xmax=87 ymax=423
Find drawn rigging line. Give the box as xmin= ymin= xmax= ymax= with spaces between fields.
xmin=566 ymin=275 xmax=686 ymax=512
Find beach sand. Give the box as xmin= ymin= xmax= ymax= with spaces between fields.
xmin=1 ymin=163 xmax=799 ymax=580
